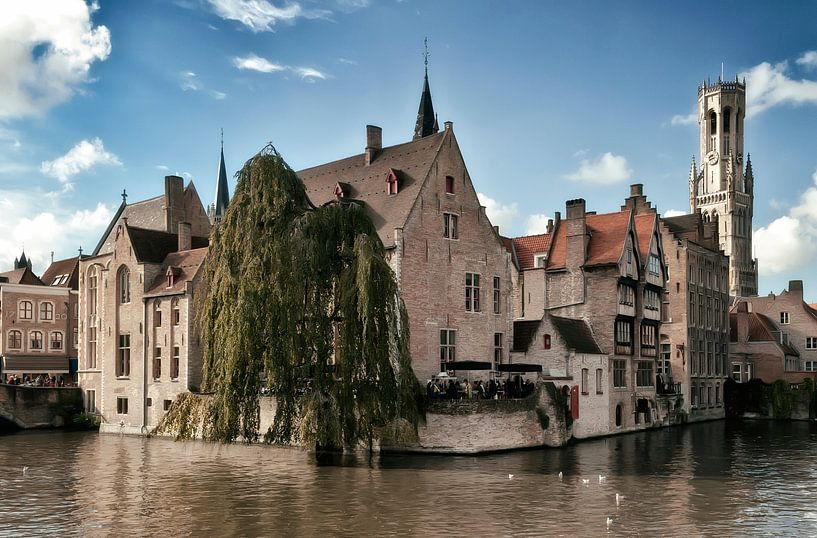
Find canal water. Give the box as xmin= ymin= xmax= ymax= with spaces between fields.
xmin=1 ymin=420 xmax=816 ymax=536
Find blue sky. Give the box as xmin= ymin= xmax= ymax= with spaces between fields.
xmin=2 ymin=0 xmax=817 ymax=299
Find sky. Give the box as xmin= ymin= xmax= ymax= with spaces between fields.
xmin=2 ymin=0 xmax=817 ymax=299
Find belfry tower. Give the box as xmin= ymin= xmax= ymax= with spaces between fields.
xmin=689 ymin=77 xmax=758 ymax=298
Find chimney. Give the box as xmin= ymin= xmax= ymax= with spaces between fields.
xmin=565 ymin=199 xmax=587 ymax=268
xmin=164 ymin=175 xmax=184 ymax=233
xmin=493 ymin=225 xmax=500 ymax=234
xmin=621 ymin=183 xmax=653 ymax=214
xmin=546 ymin=218 xmax=553 ymax=235
xmin=736 ymin=301 xmax=750 ymax=343
xmin=365 ymin=125 xmax=382 ymax=166
xmin=630 ymin=183 xmax=643 ymax=197
xmin=178 ymin=222 xmax=192 ymax=252
xmin=444 ymin=121 xmax=453 ymax=131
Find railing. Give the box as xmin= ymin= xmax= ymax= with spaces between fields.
xmin=657 ymin=382 xmax=681 ymax=396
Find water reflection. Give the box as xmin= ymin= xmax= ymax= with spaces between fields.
xmin=1 ymin=421 xmax=817 ymax=536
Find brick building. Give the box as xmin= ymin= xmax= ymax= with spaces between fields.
xmin=0 ymin=254 xmax=83 ymax=382
xmin=78 ymin=175 xmax=213 ymax=433
xmin=508 ymin=187 xmax=670 ymax=436
xmin=297 ymin=69 xmax=514 ymax=382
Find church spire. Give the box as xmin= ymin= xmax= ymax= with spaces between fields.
xmin=413 ymin=37 xmax=438 ymax=140
xmin=209 ymin=129 xmax=230 ymax=225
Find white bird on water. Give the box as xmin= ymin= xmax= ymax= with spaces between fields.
xmin=558 ymin=471 xmax=563 ymax=480
xmin=616 ymin=493 xmax=624 ymax=506
xmin=581 ymin=478 xmax=590 ymax=486
xmin=508 ymin=474 xmax=514 ymax=480
xmin=606 ymin=517 xmax=613 ymax=529
xmin=598 ymin=474 xmax=606 ymax=483
xmin=22 ymin=466 xmax=29 ymax=474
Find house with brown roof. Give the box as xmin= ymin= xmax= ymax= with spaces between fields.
xmin=510 ymin=186 xmax=671 ymax=436
xmin=79 ymin=174 xmax=212 ymax=434
xmin=297 ymin=73 xmax=514 ymax=382
xmin=729 ymin=300 xmax=813 ymax=384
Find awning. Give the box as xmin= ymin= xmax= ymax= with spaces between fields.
xmin=2 ymin=356 xmax=70 ymax=374
xmin=497 ymin=363 xmax=543 ymax=373
xmin=445 ymin=360 xmax=493 ymax=371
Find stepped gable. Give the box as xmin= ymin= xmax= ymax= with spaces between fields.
xmin=511 ymin=233 xmax=551 ymax=270
xmin=127 ymin=226 xmax=208 ymax=264
xmin=145 ymin=247 xmax=208 ymax=297
xmin=512 ymin=320 xmax=541 ymax=352
xmin=297 ymin=132 xmax=445 ymax=248
xmin=0 ymin=267 xmax=44 ymax=286
xmin=550 ymin=315 xmax=603 ymax=354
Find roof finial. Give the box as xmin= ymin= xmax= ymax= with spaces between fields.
xmin=121 ymin=189 xmax=127 ymax=204
xmin=78 ymin=246 xmax=83 ymax=257
xmin=220 ymin=127 xmax=224 ymax=151
xmin=423 ymin=36 xmax=429 ymax=75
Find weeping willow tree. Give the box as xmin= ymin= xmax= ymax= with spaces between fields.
xmin=177 ymin=144 xmax=421 ymax=450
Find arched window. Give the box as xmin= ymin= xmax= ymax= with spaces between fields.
xmin=19 ymin=301 xmax=33 ymax=320
xmin=50 ymin=332 xmax=63 ymax=351
xmin=154 ymin=301 xmax=162 ymax=327
xmin=615 ymin=404 xmax=622 ymax=427
xmin=88 ymin=266 xmax=98 ymax=316
xmin=30 ymin=330 xmax=43 ymax=350
xmin=709 ymin=110 xmax=717 ymax=135
xmin=723 ymin=107 xmax=731 ymax=133
xmin=118 ymin=266 xmax=131 ymax=304
xmin=8 ymin=330 xmax=22 ymax=350
xmin=40 ymin=302 xmax=54 ymax=322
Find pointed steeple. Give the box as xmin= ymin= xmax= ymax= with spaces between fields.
xmin=209 ymin=129 xmax=230 ymax=225
xmin=413 ymin=38 xmax=438 ymax=140
xmin=744 ymin=153 xmax=754 ymax=195
xmin=14 ymin=250 xmax=31 ymax=271
xmin=689 ymin=155 xmax=698 ymax=212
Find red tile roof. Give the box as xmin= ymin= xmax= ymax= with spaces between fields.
xmin=511 ymin=233 xmax=551 ymax=270
xmin=633 ymin=213 xmax=656 ymax=263
xmin=545 ymin=210 xmax=636 ymax=270
xmin=145 ymin=247 xmax=208 ymax=297
xmin=41 ymin=256 xmax=82 ymax=290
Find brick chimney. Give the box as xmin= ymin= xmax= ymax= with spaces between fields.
xmin=164 ymin=175 xmax=185 ymax=233
xmin=621 ymin=183 xmax=654 ymax=214
xmin=735 ymin=301 xmax=750 ymax=343
xmin=565 ymin=199 xmax=587 ymax=268
xmin=546 ymin=218 xmax=553 ymax=235
xmin=789 ymin=280 xmax=804 ymax=298
xmin=178 ymin=221 xmax=192 ymax=252
xmin=365 ymin=125 xmax=382 ymax=166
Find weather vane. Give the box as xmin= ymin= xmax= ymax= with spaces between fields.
xmin=423 ymin=37 xmax=429 ymax=70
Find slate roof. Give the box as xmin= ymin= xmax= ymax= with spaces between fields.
xmin=512 ymin=233 xmax=551 ymax=270
xmin=297 ymin=131 xmax=446 ymax=248
xmin=512 ymin=320 xmax=541 ymax=352
xmin=547 ymin=211 xmax=632 ymax=270
xmin=127 ymin=226 xmax=208 ymax=264
xmin=550 ymin=315 xmax=604 ymax=354
xmin=145 ymin=247 xmax=208 ymax=297
xmin=0 ymin=267 xmax=44 ymax=286
xmin=41 ymin=256 xmax=83 ymax=290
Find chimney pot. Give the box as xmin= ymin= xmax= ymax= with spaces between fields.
xmin=565 ymin=198 xmax=586 ymax=220
xmin=630 ymin=183 xmax=644 ymax=197
xmin=365 ymin=125 xmax=382 ymax=166
xmin=546 ymin=218 xmax=553 ymax=234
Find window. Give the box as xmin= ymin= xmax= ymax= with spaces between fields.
xmin=88 ymin=324 xmax=97 ymax=369
xmin=73 ymin=327 xmax=78 ymax=349
xmin=581 ymin=368 xmax=589 ymax=395
xmin=543 ymin=334 xmax=551 ymax=350
xmin=806 ymin=361 xmax=817 ymax=372
xmin=643 ymin=289 xmax=660 ymax=312
xmin=706 ymin=297 xmax=712 ymax=328
xmin=171 ymin=346 xmax=180 ymax=379
xmin=648 ymin=255 xmax=661 ymax=276
xmin=30 ymin=330 xmax=43 ymax=350
xmin=163 ymin=399 xmax=172 ymax=411
xmin=716 ymin=384 xmax=721 ymax=404
xmin=155 ymin=303 xmax=162 ymax=327
xmin=117 ymin=334 xmax=131 ymax=377
xmin=50 ymin=332 xmax=63 ymax=351
xmin=172 ymin=299 xmax=180 ymax=326
xmin=88 ymin=267 xmax=98 ymax=317
xmin=153 ymin=347 xmax=162 ymax=380
xmin=492 ymin=277 xmax=501 ymax=314
xmin=640 ymin=324 xmax=657 ymax=356
xmin=465 ymin=273 xmax=480 ymax=312
xmin=615 ymin=319 xmax=633 ymax=355
xmin=626 ymin=249 xmax=632 ymax=263
xmin=615 ymin=404 xmax=622 ymax=427
xmin=19 ymin=301 xmax=33 ymax=320
xmin=807 ymin=337 xmax=817 ymax=350
xmin=440 ymin=329 xmax=456 ymax=368
xmin=618 ymin=285 xmax=634 ymax=307
xmin=613 ymin=360 xmax=627 ymax=388
xmin=780 ymin=312 xmax=790 ymax=324
xmin=732 ymin=364 xmax=742 ymax=382
xmin=118 ymin=267 xmax=131 ymax=304
xmin=691 ymin=383 xmax=698 ymax=407
xmin=707 ymin=386 xmax=713 ymax=407
xmin=493 ymin=333 xmax=503 ymax=367
xmin=40 ymin=302 xmax=54 ymax=321
xmin=445 ymin=175 xmax=455 ymax=194
xmin=443 ymin=213 xmax=458 ymax=239
xmin=707 ymin=342 xmax=714 ymax=376
xmin=534 ymin=255 xmax=547 ymax=268
xmin=636 ymin=361 xmax=653 ymax=387
xmin=785 ymin=356 xmax=798 ymax=372
xmin=86 ymin=390 xmax=96 ymax=414
xmin=8 ymin=330 xmax=22 ymax=350
xmin=387 ymin=174 xmax=398 ymax=195
xmin=117 ymin=397 xmax=128 ymax=414
xmin=595 ymin=369 xmax=603 ymax=394
xmin=689 ymin=292 xmax=695 ymax=325
xmin=659 ymin=343 xmax=672 ymax=377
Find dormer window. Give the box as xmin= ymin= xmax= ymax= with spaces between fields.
xmin=166 ymin=266 xmax=180 ymax=288
xmin=534 ymin=254 xmax=547 ymax=268
xmin=333 ymin=182 xmax=350 ymax=199
xmin=445 ymin=175 xmax=455 ymax=194
xmin=386 ymin=169 xmax=399 ymax=196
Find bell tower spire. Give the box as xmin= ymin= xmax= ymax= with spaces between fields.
xmin=413 ymin=37 xmax=438 ymax=140
xmin=208 ymin=128 xmax=230 ymax=225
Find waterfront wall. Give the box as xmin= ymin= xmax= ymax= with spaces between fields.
xmin=0 ymin=385 xmax=83 ymax=429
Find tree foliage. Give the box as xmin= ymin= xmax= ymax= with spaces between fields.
xmin=185 ymin=145 xmax=421 ymax=449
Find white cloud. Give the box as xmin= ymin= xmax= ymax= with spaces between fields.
xmin=156 ymin=165 xmax=170 ymax=171
xmin=41 ymin=138 xmax=121 ymax=186
xmin=663 ymin=209 xmax=686 ymax=218
xmin=741 ymin=59 xmax=817 ymax=117
xmin=670 ymin=113 xmax=697 ymax=126
xmin=206 ymin=0 xmax=332 ymax=32
xmin=294 ymin=67 xmax=327 ymax=81
xmin=564 ymin=152 xmax=632 ymax=185
xmin=179 ymin=71 xmax=227 ymax=99
xmin=572 ymin=148 xmax=588 ymax=158
xmin=0 ymin=0 xmax=111 ymax=119
xmin=0 ymin=190 xmax=112 ymax=273
xmin=478 ymin=193 xmax=518 ymax=233
xmin=233 ymin=54 xmax=285 ymax=73
xmin=336 ymin=57 xmax=357 ymax=66
xmin=525 ymin=214 xmax=552 ymax=235
xmin=755 ymin=168 xmax=817 ymax=275
xmin=796 ymin=50 xmax=817 ymax=70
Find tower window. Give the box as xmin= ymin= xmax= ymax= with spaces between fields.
xmin=709 ymin=111 xmax=717 ymax=135
xmin=723 ymin=108 xmax=731 ymax=133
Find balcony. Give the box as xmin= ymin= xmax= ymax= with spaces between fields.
xmin=656 ymin=382 xmax=681 ymax=396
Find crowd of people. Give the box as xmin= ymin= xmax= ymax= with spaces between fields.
xmin=4 ymin=374 xmax=71 ymax=387
xmin=426 ymin=376 xmax=537 ymax=400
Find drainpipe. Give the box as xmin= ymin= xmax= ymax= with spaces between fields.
xmin=142 ymin=295 xmax=149 ymax=434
